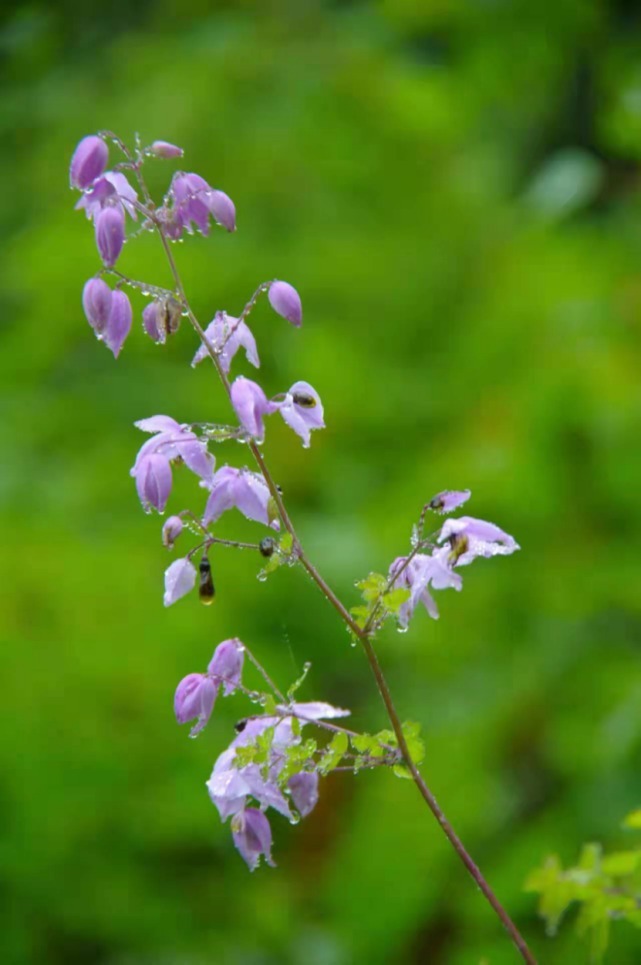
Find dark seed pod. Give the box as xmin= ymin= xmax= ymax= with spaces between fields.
xmin=198 ymin=556 xmax=215 ymax=605
xmin=234 ymin=719 xmax=248 ymax=733
xmin=259 ymin=537 xmax=275 ymax=558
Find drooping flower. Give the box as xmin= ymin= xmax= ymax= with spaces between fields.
xmin=131 ymin=416 xmax=215 ymax=513
xmin=70 ymin=135 xmax=108 ymax=189
xmin=438 ymin=516 xmax=520 ymax=566
xmin=170 ymin=172 xmax=236 ymax=235
xmin=174 ymin=672 xmax=217 ymax=736
xmin=164 ymin=557 xmax=197 ymax=607
xmin=162 ymin=515 xmax=183 ymax=549
xmin=192 ymin=311 xmax=259 ymax=374
xmin=428 ymin=489 xmax=471 ymax=514
xmin=208 ymin=638 xmax=244 ymax=695
xmin=149 ymin=140 xmax=184 ymax=159
xmin=230 ymin=377 xmax=275 ymax=443
xmin=82 ymin=277 xmax=113 ymax=334
xmin=268 ymin=280 xmax=302 ymax=326
xmin=389 ymin=550 xmax=462 ymax=626
xmin=102 ymin=289 xmax=132 ymax=357
xmin=76 ymin=171 xmax=138 ymax=221
xmin=276 ymin=380 xmax=325 ymax=448
xmin=203 ymin=466 xmax=279 ymax=530
xmin=288 ymin=772 xmax=319 ymax=817
xmin=95 ymin=205 xmax=125 ymax=267
xmin=231 ymin=808 xmax=275 ymax=871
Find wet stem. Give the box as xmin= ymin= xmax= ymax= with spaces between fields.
xmin=138 ymin=170 xmax=536 ymax=964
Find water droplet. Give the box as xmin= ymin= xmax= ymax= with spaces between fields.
xmin=396 ymin=625 xmax=408 ymax=634
xmin=288 ymin=813 xmax=300 ymax=826
xmin=257 ymin=570 xmax=267 ymax=583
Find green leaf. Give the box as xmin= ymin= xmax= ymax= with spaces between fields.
xmin=355 ymin=572 xmax=387 ymax=603
xmin=262 ymin=695 xmax=278 ymax=715
xmin=287 ymin=661 xmax=311 ymax=701
xmin=318 ymin=732 xmax=348 ymax=775
xmin=381 ymin=587 xmax=410 ymax=614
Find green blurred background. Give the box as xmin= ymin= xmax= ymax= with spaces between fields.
xmin=3 ymin=0 xmax=641 ymax=962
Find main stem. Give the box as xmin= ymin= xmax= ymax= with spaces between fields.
xmin=154 ymin=225 xmax=536 ymax=964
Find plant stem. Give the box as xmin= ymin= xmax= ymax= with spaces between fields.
xmin=151 ymin=215 xmax=536 ymax=964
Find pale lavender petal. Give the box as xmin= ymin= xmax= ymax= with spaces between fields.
xmin=162 ymin=515 xmax=183 ymax=549
xmin=175 ymin=435 xmax=215 ymax=482
xmin=163 ymin=557 xmax=197 ymax=606
xmin=242 ymin=766 xmax=292 ymax=820
xmin=438 ymin=515 xmax=519 ymax=565
xmin=95 ymin=205 xmax=125 ymax=267
xmin=103 ymin=289 xmax=132 ymax=358
xmin=429 ymin=489 xmax=472 ymax=514
xmin=174 ymin=673 xmax=217 ymax=736
xmin=135 ymin=454 xmax=172 ymax=513
xmin=70 ymin=135 xmax=108 ymax=189
xmin=288 ymin=772 xmax=319 ymax=817
xmin=82 ymin=277 xmax=113 ymax=334
xmin=135 ymin=415 xmax=182 ymax=434
xmin=150 ymin=140 xmax=184 ymax=158
xmin=206 ymin=189 xmax=236 ymax=232
xmin=231 ymin=377 xmax=274 ymax=442
xmin=268 ymin=280 xmax=302 ymax=326
xmin=208 ymin=639 xmax=244 ymax=695
xmin=203 ymin=466 xmax=239 ymax=525
xmin=235 ymin=472 xmax=275 ymax=527
xmin=231 ymin=808 xmax=275 ymax=871
xmin=287 ymin=701 xmax=351 ymax=721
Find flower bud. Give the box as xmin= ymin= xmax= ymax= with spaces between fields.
xmin=174 ymin=672 xmax=217 ymax=737
xmin=103 ymin=289 xmax=132 ymax=358
xmin=268 ymin=280 xmax=302 ymax=327
xmin=149 ymin=140 xmax=184 ymax=159
xmin=95 ymin=205 xmax=125 ymax=267
xmin=162 ymin=515 xmax=183 ymax=549
xmin=231 ymin=808 xmax=275 ymax=871
xmin=230 ymin=376 xmax=274 ymax=442
xmin=208 ymin=639 xmax=244 ymax=695
xmin=428 ymin=490 xmax=471 ymax=514
xmin=70 ymin=135 xmax=108 ymax=189
xmin=164 ymin=557 xmax=197 ymax=606
xmin=82 ymin=277 xmax=113 ymax=334
xmin=206 ymin=189 xmax=236 ymax=232
xmin=198 ymin=556 xmax=215 ymax=606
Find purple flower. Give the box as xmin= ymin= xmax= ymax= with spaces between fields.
xmin=76 ymin=171 xmax=138 ymax=221
xmin=288 ymin=772 xmax=319 ymax=817
xmin=231 ymin=808 xmax=275 ymax=871
xmin=95 ymin=205 xmax=125 ymax=267
xmin=174 ymin=672 xmax=217 ymax=736
xmin=268 ymin=281 xmax=302 ymax=327
xmin=203 ymin=466 xmax=279 ymax=530
xmin=70 ymin=135 xmax=108 ymax=189
xmin=230 ymin=377 xmax=275 ymax=443
xmin=131 ymin=416 xmax=215 ymax=513
xmin=149 ymin=140 xmax=184 ymax=159
xmin=428 ymin=489 xmax=471 ymax=514
xmin=164 ymin=557 xmax=197 ymax=607
xmin=207 ymin=189 xmax=236 ymax=232
xmin=389 ymin=550 xmax=462 ymax=626
xmin=438 ymin=516 xmax=520 ymax=566
xmin=142 ymin=298 xmax=181 ymax=345
xmin=170 ymin=172 xmax=236 ymax=235
xmin=277 ymin=381 xmax=325 ymax=448
xmin=82 ymin=277 xmax=112 ymax=334
xmin=192 ymin=312 xmax=259 ymax=374
xmin=102 ymin=289 xmax=132 ymax=358
xmin=208 ymin=639 xmax=244 ymax=695
xmin=135 ymin=453 xmax=173 ymax=513
xmin=162 ymin=515 xmax=183 ymax=549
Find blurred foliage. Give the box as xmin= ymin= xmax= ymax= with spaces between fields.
xmin=526 ymin=812 xmax=641 ymax=962
xmin=2 ymin=0 xmax=641 ymax=962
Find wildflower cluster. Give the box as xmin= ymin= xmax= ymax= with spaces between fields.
xmin=69 ymin=127 xmax=532 ymax=965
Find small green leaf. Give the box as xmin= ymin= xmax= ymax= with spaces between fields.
xmin=318 ymin=732 xmax=348 ymax=775
xmin=381 ymin=587 xmax=410 ymax=614
xmin=601 ymin=850 xmax=641 ymax=877
xmin=262 ymin=695 xmax=278 ymax=715
xmin=355 ymin=572 xmax=387 ymax=603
